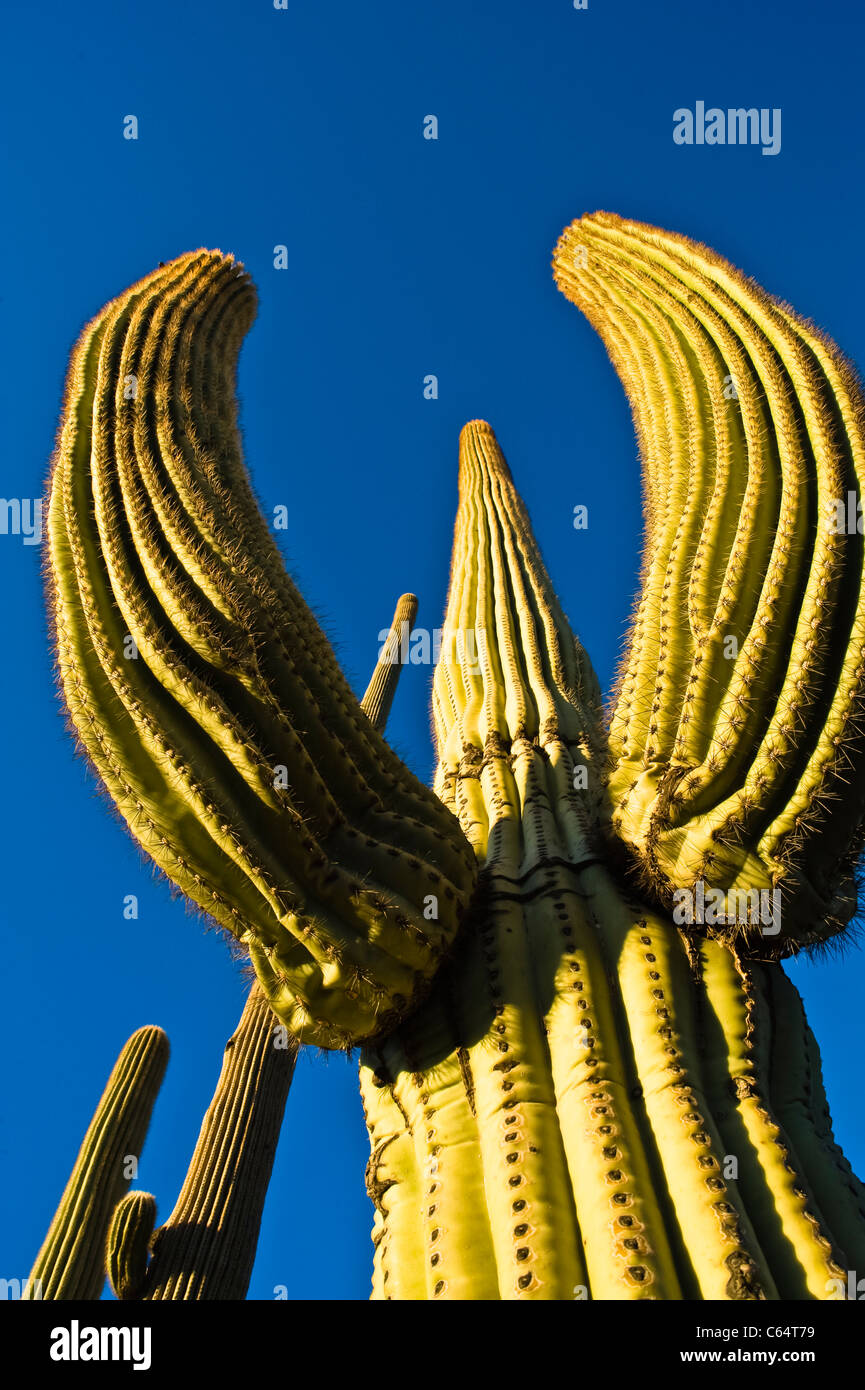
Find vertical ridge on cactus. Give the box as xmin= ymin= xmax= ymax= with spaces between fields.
xmin=27 ymin=1027 xmax=168 ymax=1300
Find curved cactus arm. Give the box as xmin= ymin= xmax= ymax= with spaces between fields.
xmin=106 ymin=1191 xmax=157 ymax=1300
xmin=27 ymin=1026 xmax=168 ymax=1300
xmin=360 ymin=593 xmax=419 ymax=733
xmin=45 ymin=252 xmax=477 ymax=1048
xmin=142 ymin=983 xmax=295 ymax=1300
xmin=553 ymin=213 xmax=865 ymax=952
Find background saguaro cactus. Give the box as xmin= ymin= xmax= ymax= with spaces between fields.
xmin=26 ymin=1027 xmax=168 ymax=1300
xmin=36 ymin=213 xmax=865 ymax=1300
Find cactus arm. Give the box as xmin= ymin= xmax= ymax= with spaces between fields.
xmin=553 ymin=213 xmax=865 ymax=949
xmin=697 ymin=940 xmax=846 ymax=1297
xmin=46 ymin=251 xmax=477 ymax=1048
xmin=106 ymin=1192 xmax=157 ymax=1300
xmin=360 ymin=594 xmax=419 ymax=733
xmin=803 ymin=1006 xmax=865 ymax=1256
xmin=27 ymin=1026 xmax=168 ymax=1300
xmin=143 ymin=983 xmax=295 ymax=1300
xmin=573 ymin=225 xmax=808 ymax=794
xmin=764 ymin=964 xmax=865 ymax=1274
xmin=571 ymin=249 xmax=771 ymax=777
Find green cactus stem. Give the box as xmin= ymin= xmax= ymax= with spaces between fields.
xmin=140 ymin=983 xmax=296 ymax=1300
xmin=361 ymin=416 xmax=864 ymax=1299
xmin=106 ymin=1191 xmax=157 ymax=1300
xmin=27 ymin=1026 xmax=168 ymax=1300
xmin=361 ymin=594 xmax=419 ymax=733
xmin=553 ymin=212 xmax=865 ymax=951
xmin=45 ymin=252 xmax=477 ymax=1049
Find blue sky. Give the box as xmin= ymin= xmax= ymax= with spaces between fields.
xmin=2 ymin=0 xmax=863 ymax=1300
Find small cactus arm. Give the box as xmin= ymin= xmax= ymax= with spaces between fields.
xmin=107 ymin=1192 xmax=157 ymax=1300
xmin=553 ymin=213 xmax=865 ymax=951
xmin=361 ymin=594 xmax=419 ymax=732
xmin=44 ymin=252 xmax=477 ymax=1049
xmin=26 ymin=1026 xmax=168 ymax=1299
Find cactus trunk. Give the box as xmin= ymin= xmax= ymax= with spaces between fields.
xmin=360 ymin=422 xmax=865 ymax=1299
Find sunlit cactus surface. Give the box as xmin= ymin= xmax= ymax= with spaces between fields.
xmin=35 ymin=214 xmax=865 ymax=1300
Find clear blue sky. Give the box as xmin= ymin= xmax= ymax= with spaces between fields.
xmin=2 ymin=0 xmax=863 ymax=1300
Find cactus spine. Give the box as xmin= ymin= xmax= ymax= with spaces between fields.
xmin=27 ymin=1027 xmax=168 ymax=1299
xmin=41 ymin=217 xmax=865 ymax=1299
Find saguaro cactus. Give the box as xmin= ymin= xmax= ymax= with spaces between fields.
xmin=27 ymin=1027 xmax=168 ymax=1299
xmin=141 ymin=983 xmax=297 ymax=1300
xmin=42 ymin=215 xmax=865 ymax=1299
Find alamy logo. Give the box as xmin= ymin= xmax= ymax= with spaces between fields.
xmin=672 ymin=881 xmax=781 ymax=936
xmin=826 ymin=1270 xmax=865 ymax=1300
xmin=49 ymin=1320 xmax=151 ymax=1371
xmin=829 ymin=492 xmax=865 ymax=534
xmin=0 ymin=1276 xmax=42 ymax=1299
xmin=673 ymin=102 xmax=781 ymax=157
xmin=0 ymin=497 xmax=42 ymax=545
xmin=376 ymin=623 xmax=488 ymax=672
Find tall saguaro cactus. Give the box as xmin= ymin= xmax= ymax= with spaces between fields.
xmin=43 ymin=215 xmax=865 ymax=1299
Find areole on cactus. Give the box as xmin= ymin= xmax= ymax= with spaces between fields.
xmin=36 ymin=213 xmax=865 ymax=1300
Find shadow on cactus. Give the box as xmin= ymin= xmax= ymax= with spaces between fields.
xmin=34 ymin=213 xmax=865 ymax=1300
